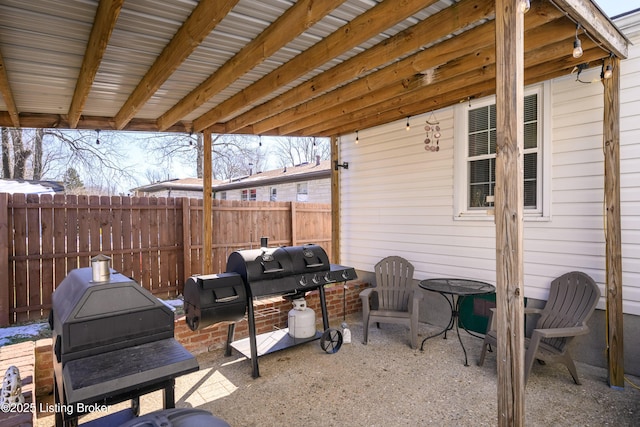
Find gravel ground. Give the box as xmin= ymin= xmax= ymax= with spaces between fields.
xmin=36 ymin=314 xmax=640 ymax=426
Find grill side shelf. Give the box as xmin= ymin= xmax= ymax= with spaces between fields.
xmin=230 ymin=329 xmax=322 ymax=358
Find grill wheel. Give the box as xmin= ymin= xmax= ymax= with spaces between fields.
xmin=320 ymin=328 xmax=343 ymax=354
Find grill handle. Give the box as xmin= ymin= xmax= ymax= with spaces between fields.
xmin=215 ymin=295 xmax=240 ymax=303
xmin=262 ymin=266 xmax=284 ymax=273
xmin=305 ymin=263 xmax=324 ymax=268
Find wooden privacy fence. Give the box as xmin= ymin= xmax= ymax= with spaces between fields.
xmin=0 ymin=193 xmax=331 ymax=326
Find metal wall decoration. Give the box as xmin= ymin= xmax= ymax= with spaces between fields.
xmin=424 ymin=112 xmax=441 ymax=151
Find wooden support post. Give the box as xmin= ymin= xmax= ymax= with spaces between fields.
xmin=602 ymin=56 xmax=624 ymax=389
xmin=203 ymin=129 xmax=213 ymax=273
xmin=182 ymin=197 xmax=192 ymax=280
xmin=495 ymin=1 xmax=525 ymax=425
xmin=331 ymin=135 xmax=340 ymax=264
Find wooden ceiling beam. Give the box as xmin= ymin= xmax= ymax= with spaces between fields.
xmin=316 ymin=47 xmax=603 ymax=137
xmin=225 ymin=0 xmax=499 ymax=134
xmin=254 ymin=5 xmax=566 ymax=136
xmin=0 ymin=48 xmax=19 ymax=127
xmin=305 ymin=42 xmax=605 ymax=138
xmin=0 ymin=112 xmax=204 ymax=134
xmin=155 ymin=0 xmax=345 ymax=131
xmin=114 ymin=0 xmax=240 ymax=130
xmin=277 ymin=15 xmax=572 ymax=136
xmin=192 ymin=0 xmax=441 ymax=133
xmin=67 ymin=0 xmax=124 ymax=129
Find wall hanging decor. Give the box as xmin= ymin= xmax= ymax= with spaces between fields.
xmin=424 ymin=112 xmax=441 ymax=151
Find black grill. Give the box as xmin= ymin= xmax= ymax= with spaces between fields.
xmin=50 ymin=265 xmax=198 ymax=426
xmin=183 ymin=243 xmax=357 ymax=377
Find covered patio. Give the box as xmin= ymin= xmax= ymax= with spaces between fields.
xmin=33 ymin=315 xmax=640 ymax=426
xmin=0 ymin=1 xmax=632 ymax=425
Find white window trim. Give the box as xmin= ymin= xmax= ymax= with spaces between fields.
xmin=453 ymin=82 xmax=551 ymax=221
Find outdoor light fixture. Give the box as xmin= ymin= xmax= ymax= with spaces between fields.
xmin=519 ymin=0 xmax=530 ymax=13
xmin=573 ymin=25 xmax=583 ymax=59
xmin=406 ymin=117 xmax=411 ymax=131
xmin=334 ymin=161 xmax=349 ymax=170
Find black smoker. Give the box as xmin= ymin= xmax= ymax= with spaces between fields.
xmin=184 ymin=242 xmax=357 ymax=377
xmin=49 ymin=259 xmax=198 ymax=426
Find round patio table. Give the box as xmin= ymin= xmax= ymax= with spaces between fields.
xmin=419 ymin=278 xmax=495 ymax=366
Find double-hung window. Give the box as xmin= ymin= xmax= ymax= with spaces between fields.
xmin=454 ymin=83 xmax=549 ymax=219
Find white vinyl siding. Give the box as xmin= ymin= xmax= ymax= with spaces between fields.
xmin=339 ymin=56 xmax=640 ymax=315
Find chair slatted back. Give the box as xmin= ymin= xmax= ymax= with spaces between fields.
xmin=374 ymin=256 xmax=415 ymax=311
xmin=537 ymin=271 xmax=601 ymax=351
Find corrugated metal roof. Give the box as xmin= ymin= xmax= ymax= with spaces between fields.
xmin=0 ymin=0 xmax=629 ymax=135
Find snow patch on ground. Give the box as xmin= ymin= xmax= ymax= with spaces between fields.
xmin=0 ymin=298 xmax=184 ymax=346
xmin=0 ymin=322 xmax=49 ymax=346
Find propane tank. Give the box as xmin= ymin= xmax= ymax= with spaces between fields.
xmin=288 ymin=297 xmax=316 ymax=339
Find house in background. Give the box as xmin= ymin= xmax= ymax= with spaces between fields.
xmin=0 ymin=179 xmax=64 ymax=195
xmin=215 ymin=158 xmax=330 ymax=202
xmin=130 ymin=158 xmax=331 ymax=203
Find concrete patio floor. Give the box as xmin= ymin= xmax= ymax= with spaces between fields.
xmin=36 ymin=314 xmax=640 ymax=426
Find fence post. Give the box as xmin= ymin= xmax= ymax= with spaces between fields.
xmin=0 ymin=193 xmax=10 ymax=326
xmin=182 ymin=197 xmax=191 ymax=280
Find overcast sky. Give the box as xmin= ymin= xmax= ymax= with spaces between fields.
xmin=595 ymin=0 xmax=639 ymax=17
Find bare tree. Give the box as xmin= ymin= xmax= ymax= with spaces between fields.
xmin=141 ymin=132 xmax=266 ymax=181
xmin=32 ymin=129 xmax=44 ymax=180
xmin=1 ymin=128 xmax=10 ymax=178
xmin=10 ymin=128 xmax=31 ymax=179
xmin=271 ymin=136 xmax=330 ymax=167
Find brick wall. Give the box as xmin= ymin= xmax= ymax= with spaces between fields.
xmin=34 ymin=280 xmax=368 ymax=397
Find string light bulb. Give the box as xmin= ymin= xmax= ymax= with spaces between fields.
xmin=573 ymin=25 xmax=583 ymax=59
xmin=406 ymin=117 xmax=411 ymax=131
xmin=95 ymin=129 xmax=101 ymax=145
xmin=355 ymin=130 xmax=359 ymax=144
xmin=259 ymin=135 xmax=262 ymax=147
xmin=602 ymin=64 xmax=613 ymax=79
xmin=519 ymin=0 xmax=530 ymax=13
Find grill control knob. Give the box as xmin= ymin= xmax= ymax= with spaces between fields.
xmin=312 ymin=274 xmax=320 ymax=284
xmin=299 ymin=276 xmax=308 ymax=287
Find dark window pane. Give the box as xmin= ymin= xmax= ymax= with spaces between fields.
xmin=469 ymin=106 xmax=489 ymax=133
xmin=490 ymin=129 xmax=496 ymax=154
xmin=524 ymin=94 xmax=537 ymax=122
xmin=469 ymin=132 xmax=489 ymax=156
xmin=524 ymin=122 xmax=537 ymax=149
xmin=524 ymin=153 xmax=537 ymax=180
xmin=490 ymin=104 xmax=496 ymax=129
xmin=469 ymin=159 xmax=490 ymax=184
xmin=469 ymin=159 xmax=494 ymax=208
xmin=524 ymin=179 xmax=537 ymax=207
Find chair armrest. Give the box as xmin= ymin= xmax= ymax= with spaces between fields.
xmin=524 ymin=307 xmax=543 ymax=316
xmin=359 ymin=287 xmax=375 ymax=299
xmin=533 ymin=325 xmax=589 ymax=339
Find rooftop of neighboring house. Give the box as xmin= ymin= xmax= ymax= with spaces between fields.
xmin=216 ymin=158 xmax=331 ymax=191
xmin=0 ymin=179 xmax=65 ymax=194
xmin=131 ymin=158 xmax=331 ymax=194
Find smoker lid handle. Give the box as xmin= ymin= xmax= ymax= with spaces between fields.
xmin=215 ymin=295 xmax=240 ymax=303
xmin=305 ymin=263 xmax=324 ymax=268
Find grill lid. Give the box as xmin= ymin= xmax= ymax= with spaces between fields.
xmin=51 ymin=267 xmax=174 ymax=361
